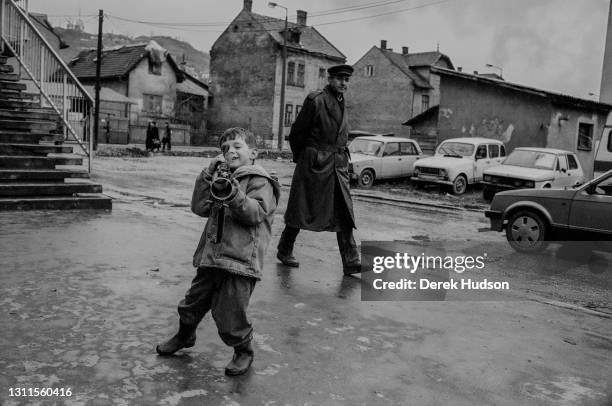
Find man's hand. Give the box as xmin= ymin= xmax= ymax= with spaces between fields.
xmin=207 ymin=154 xmax=225 ymax=174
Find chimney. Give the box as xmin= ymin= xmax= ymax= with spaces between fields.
xmin=297 ymin=10 xmax=307 ymax=26
xmin=243 ymin=0 xmax=252 ymax=11
xmin=457 ymin=67 xmax=462 ymax=72
xmin=380 ymin=40 xmax=387 ymax=50
xmin=402 ymin=46 xmax=409 ymax=55
xmin=473 ymin=70 xmax=479 ymax=75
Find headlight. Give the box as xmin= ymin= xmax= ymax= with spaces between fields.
xmin=513 ymin=180 xmax=522 ymax=187
xmin=484 ymin=175 xmax=492 ymax=182
xmin=414 ymin=167 xmax=420 ymax=176
xmin=525 ymin=181 xmax=535 ymax=188
xmin=439 ymin=169 xmax=447 ymax=177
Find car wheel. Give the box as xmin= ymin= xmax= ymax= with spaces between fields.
xmin=451 ymin=175 xmax=467 ymax=195
xmin=505 ymin=210 xmax=549 ymax=253
xmin=358 ymin=169 xmax=375 ymax=188
xmin=482 ymin=188 xmax=495 ymax=201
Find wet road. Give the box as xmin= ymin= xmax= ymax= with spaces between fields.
xmin=0 ymin=157 xmax=610 ymax=405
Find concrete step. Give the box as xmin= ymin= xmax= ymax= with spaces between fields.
xmin=0 ymin=81 xmax=26 ymax=91
xmin=0 ymin=143 xmax=73 ymax=155
xmin=0 ymin=64 xmax=14 ymax=73
xmin=0 ymin=194 xmax=112 ymax=211
xmin=0 ymin=73 xmax=19 ymax=82
xmin=0 ymin=131 xmax=54 ymax=143
xmin=0 ymin=119 xmax=57 ymax=132
xmin=0 ymin=182 xmax=102 ymax=196
xmin=0 ymin=155 xmax=83 ymax=169
xmin=0 ymin=109 xmax=59 ymax=121
xmin=0 ymin=168 xmax=90 ymax=181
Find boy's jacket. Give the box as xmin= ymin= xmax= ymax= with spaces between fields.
xmin=191 ymin=164 xmax=281 ymax=280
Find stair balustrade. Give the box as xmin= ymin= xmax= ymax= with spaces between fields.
xmin=0 ymin=0 xmax=93 ymax=172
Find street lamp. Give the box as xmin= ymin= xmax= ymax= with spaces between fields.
xmin=269 ymin=1 xmax=288 ymax=150
xmin=485 ymin=63 xmax=503 ymax=78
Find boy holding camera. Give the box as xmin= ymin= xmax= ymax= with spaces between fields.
xmin=156 ymin=127 xmax=280 ymax=376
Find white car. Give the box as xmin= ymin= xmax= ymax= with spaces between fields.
xmin=412 ymin=137 xmax=506 ymax=194
xmin=348 ymin=135 xmax=424 ymax=188
xmin=481 ymin=147 xmax=585 ymax=200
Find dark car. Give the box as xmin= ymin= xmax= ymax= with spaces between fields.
xmin=485 ymin=170 xmax=612 ymax=253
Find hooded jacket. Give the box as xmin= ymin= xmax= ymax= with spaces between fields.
xmin=191 ymin=164 xmax=281 ymax=280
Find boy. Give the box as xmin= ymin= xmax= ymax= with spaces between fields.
xmin=156 ymin=127 xmax=280 ymax=376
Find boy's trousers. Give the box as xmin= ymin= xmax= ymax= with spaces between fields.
xmin=178 ymin=267 xmax=256 ymax=347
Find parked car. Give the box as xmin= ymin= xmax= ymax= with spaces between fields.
xmin=485 ymin=170 xmax=612 ymax=253
xmin=481 ymin=147 xmax=585 ymax=201
xmin=348 ymin=135 xmax=424 ymax=188
xmin=412 ymin=137 xmax=506 ymax=194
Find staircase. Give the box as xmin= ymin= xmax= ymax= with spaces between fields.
xmin=0 ymin=55 xmax=111 ymax=210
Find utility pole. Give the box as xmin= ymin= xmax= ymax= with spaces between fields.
xmin=93 ymin=9 xmax=103 ymax=151
xmin=600 ymin=0 xmax=612 ymax=104
xmin=269 ymin=2 xmax=288 ymax=150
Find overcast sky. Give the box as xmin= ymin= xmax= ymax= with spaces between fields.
xmin=30 ymin=0 xmax=610 ymax=100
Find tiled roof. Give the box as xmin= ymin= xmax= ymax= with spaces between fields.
xmin=249 ymin=13 xmax=345 ymax=61
xmin=382 ymin=51 xmax=432 ymax=88
xmin=69 ymin=43 xmax=149 ymax=79
xmin=405 ymin=51 xmax=453 ymax=68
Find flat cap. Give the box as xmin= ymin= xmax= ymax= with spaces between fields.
xmin=327 ymin=64 xmax=354 ymax=77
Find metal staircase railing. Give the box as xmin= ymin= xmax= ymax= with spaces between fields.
xmin=0 ymin=0 xmax=93 ymax=172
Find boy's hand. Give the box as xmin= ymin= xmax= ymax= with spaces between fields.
xmin=207 ymin=154 xmax=225 ymax=174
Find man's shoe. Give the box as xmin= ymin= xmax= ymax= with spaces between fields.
xmin=343 ymin=263 xmax=362 ymax=275
xmin=225 ymin=342 xmax=254 ymax=376
xmin=156 ymin=323 xmax=197 ymax=356
xmin=277 ymin=251 xmax=299 ymax=267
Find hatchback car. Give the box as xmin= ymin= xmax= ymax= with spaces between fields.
xmin=485 ymin=170 xmax=612 ymax=253
xmin=412 ymin=137 xmax=506 ymax=194
xmin=348 ymin=135 xmax=424 ymax=188
xmin=481 ymin=147 xmax=585 ymax=200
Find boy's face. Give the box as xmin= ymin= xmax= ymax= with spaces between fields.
xmin=220 ymin=137 xmax=256 ymax=170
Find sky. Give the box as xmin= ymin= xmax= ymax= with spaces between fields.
xmin=30 ymin=0 xmax=610 ymax=100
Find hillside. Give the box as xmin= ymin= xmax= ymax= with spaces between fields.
xmin=54 ymin=28 xmax=210 ymax=81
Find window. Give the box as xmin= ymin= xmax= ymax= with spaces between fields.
xmin=143 ymin=94 xmax=162 ymax=113
xmin=287 ymin=62 xmax=295 ymax=85
xmin=421 ymin=95 xmax=430 ymax=112
xmin=577 ymin=122 xmax=593 ymax=151
xmin=400 ymin=142 xmax=418 ymax=155
xmin=557 ymin=154 xmax=568 ymax=171
xmin=383 ymin=142 xmax=400 ymax=156
xmin=296 ymin=63 xmax=305 ymax=87
xmin=319 ymin=67 xmax=326 ymax=78
xmin=284 ymin=104 xmax=293 ymax=126
xmin=500 ymin=145 xmax=506 ymax=157
xmin=567 ymin=154 xmax=579 ymax=170
xmin=475 ymin=145 xmax=487 ymax=159
xmin=365 ymin=65 xmax=375 ymax=76
xmin=488 ymin=144 xmax=499 ymax=158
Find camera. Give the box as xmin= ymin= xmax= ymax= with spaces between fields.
xmin=210 ymin=162 xmax=234 ymax=201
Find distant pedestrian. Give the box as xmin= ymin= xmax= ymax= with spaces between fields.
xmin=162 ymin=122 xmax=172 ymax=151
xmin=156 ymin=127 xmax=281 ymax=376
xmin=104 ymin=115 xmax=111 ymax=144
xmin=150 ymin=121 xmax=161 ymax=152
xmin=145 ymin=121 xmax=154 ymax=151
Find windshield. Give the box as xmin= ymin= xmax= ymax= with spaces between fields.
xmin=503 ymin=150 xmax=557 ymax=170
xmin=349 ymin=139 xmax=384 ymax=156
xmin=435 ymin=142 xmax=474 ymax=157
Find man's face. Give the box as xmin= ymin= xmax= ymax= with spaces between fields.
xmin=220 ymin=137 xmax=256 ymax=170
xmin=328 ymin=75 xmax=349 ymax=94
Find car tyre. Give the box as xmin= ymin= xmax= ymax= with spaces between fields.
xmin=482 ymin=187 xmax=495 ymax=201
xmin=451 ymin=174 xmax=467 ymax=195
xmin=358 ymin=169 xmax=375 ymax=188
xmin=505 ymin=210 xmax=549 ymax=253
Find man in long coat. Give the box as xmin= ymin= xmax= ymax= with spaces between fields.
xmin=277 ymin=64 xmax=361 ymax=275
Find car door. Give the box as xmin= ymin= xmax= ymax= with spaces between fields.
xmin=473 ymin=144 xmax=489 ymax=182
xmin=568 ymin=174 xmax=612 ymax=239
xmin=399 ymin=142 xmax=420 ymax=176
xmin=488 ymin=144 xmax=504 ymax=166
xmin=380 ymin=142 xmax=403 ymax=179
xmin=555 ymin=154 xmax=572 ymax=187
xmin=565 ymin=154 xmax=584 ymax=186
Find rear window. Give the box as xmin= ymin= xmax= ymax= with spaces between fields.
xmin=400 ymin=142 xmax=418 ymax=155
xmin=567 ymin=154 xmax=579 ymax=170
xmin=488 ymin=144 xmax=499 ymax=158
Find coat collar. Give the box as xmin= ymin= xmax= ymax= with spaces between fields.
xmin=323 ymin=85 xmax=346 ymax=130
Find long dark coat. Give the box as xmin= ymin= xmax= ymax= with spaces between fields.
xmin=284 ymin=85 xmax=355 ymax=232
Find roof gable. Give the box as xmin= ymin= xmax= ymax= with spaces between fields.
xmin=379 ymin=48 xmax=431 ymax=88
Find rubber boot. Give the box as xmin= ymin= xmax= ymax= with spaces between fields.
xmin=224 ymin=341 xmax=254 ymax=376
xmin=156 ymin=322 xmax=197 ymax=356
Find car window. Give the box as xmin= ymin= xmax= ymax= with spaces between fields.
xmin=594 ymin=176 xmax=612 ymax=196
xmin=567 ymin=154 xmax=579 ymax=170
xmin=500 ymin=145 xmax=506 ymax=157
xmin=475 ymin=145 xmax=487 ymax=159
xmin=488 ymin=144 xmax=499 ymax=158
xmin=383 ymin=142 xmax=400 ymax=157
xmin=557 ymin=154 xmax=568 ymax=171
xmin=348 ymin=139 xmax=383 ymax=156
xmin=400 ymin=142 xmax=417 ymax=155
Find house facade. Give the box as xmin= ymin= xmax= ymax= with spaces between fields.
xmin=69 ymin=40 xmax=210 ymax=144
xmin=209 ymin=0 xmax=345 ymax=148
xmin=405 ymin=67 xmax=612 ymax=179
xmin=348 ymin=41 xmax=453 ymax=144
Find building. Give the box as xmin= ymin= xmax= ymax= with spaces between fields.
xmin=404 ymin=67 xmax=612 ymax=179
xmin=68 ymin=40 xmax=210 ymax=144
xmin=348 ymin=40 xmax=454 ymax=145
xmin=209 ymin=0 xmax=346 ymax=148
